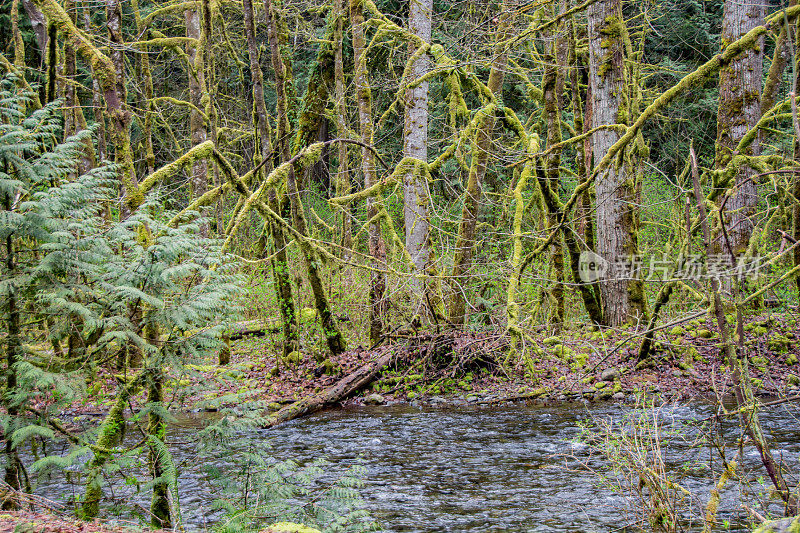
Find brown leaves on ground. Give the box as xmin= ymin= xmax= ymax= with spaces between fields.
xmin=0 ymin=511 xmax=146 ymax=533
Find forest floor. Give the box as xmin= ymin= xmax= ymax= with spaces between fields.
xmin=0 ymin=510 xmax=146 ymax=533
xmin=47 ymin=308 xmax=800 ymax=418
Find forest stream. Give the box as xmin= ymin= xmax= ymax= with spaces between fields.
xmin=29 ymin=401 xmax=800 ymax=532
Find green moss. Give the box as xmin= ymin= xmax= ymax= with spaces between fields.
xmin=550 ymin=344 xmax=572 ymax=360
xmin=787 ymin=354 xmax=798 ymax=366
xmin=670 ymin=326 xmax=686 ymax=336
xmin=768 ymin=334 xmax=791 ymax=353
xmin=300 ymin=307 xmax=317 ymax=323
xmin=265 ymin=523 xmax=322 ymax=533
xmin=696 ymin=329 xmax=716 ymax=339
xmin=543 ymin=336 xmax=562 ymax=346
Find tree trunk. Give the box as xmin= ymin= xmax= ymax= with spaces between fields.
xmin=146 ymin=362 xmax=171 ymax=528
xmin=351 ymin=0 xmax=388 ymax=344
xmin=265 ymin=0 xmax=346 ymax=355
xmin=265 ymin=350 xmax=397 ymax=427
xmin=132 ymin=0 xmax=154 ymax=175
xmin=448 ymin=7 xmax=508 ymax=326
xmin=2 ymin=194 xmax=23 ymax=510
xmin=21 ymin=0 xmax=47 ymax=62
xmin=542 ymin=1 xmax=568 ymax=331
xmin=242 ymin=0 xmax=298 ymax=356
xmin=334 ymin=0 xmax=353 ymax=259
xmin=587 ymin=0 xmax=641 ymax=327
xmin=716 ymin=0 xmax=764 ymax=254
xmin=403 ymin=0 xmax=433 ymax=317
xmin=185 ymin=7 xmax=209 ymax=235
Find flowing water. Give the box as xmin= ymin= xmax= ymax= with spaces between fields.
xmin=30 ymin=400 xmax=800 ymax=531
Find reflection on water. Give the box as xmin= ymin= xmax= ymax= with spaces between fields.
xmin=30 ymin=401 xmax=800 ymax=532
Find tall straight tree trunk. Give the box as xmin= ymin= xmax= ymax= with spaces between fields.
xmin=351 ymin=0 xmax=388 ymax=344
xmin=132 ymin=0 xmax=155 ymax=175
xmin=587 ymin=0 xmax=640 ymax=327
xmin=542 ymin=0 xmax=568 ymax=331
xmin=186 ymin=7 xmax=209 ymax=235
xmin=3 ymin=193 xmax=23 ymax=509
xmin=144 ymin=323 xmax=170 ymax=529
xmin=716 ymin=0 xmax=764 ymax=254
xmin=103 ymin=0 xmax=138 ymax=209
xmin=403 ymin=0 xmax=433 ymax=316
xmin=242 ymin=0 xmax=297 ymax=356
xmin=448 ymin=5 xmax=507 ymax=326
xmin=334 ymin=0 xmax=353 ymax=260
xmin=265 ymin=0 xmax=345 ymax=355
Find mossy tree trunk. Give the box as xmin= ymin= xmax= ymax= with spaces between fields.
xmin=266 ymin=0 xmax=345 ymax=355
xmin=716 ymin=0 xmax=765 ymax=254
xmin=242 ymin=0 xmax=298 ymax=357
xmin=447 ymin=5 xmax=508 ymax=326
xmin=587 ymin=0 xmax=642 ymax=327
xmin=185 ymin=6 xmax=209 ymax=235
xmin=145 ymin=327 xmax=171 ymax=528
xmin=690 ymin=146 xmax=797 ymax=515
xmin=2 ymin=192 xmax=23 ymax=510
xmin=80 ymin=374 xmax=142 ymax=518
xmin=541 ymin=1 xmax=568 ymax=332
xmin=131 ymin=0 xmax=154 ymax=176
xmin=403 ymin=0 xmax=433 ymax=318
xmin=351 ymin=0 xmax=388 ymax=344
xmin=333 ymin=0 xmax=353 ymax=260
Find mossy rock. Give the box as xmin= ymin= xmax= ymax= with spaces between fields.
xmin=570 ymin=352 xmax=588 ymax=370
xmin=543 ymin=336 xmax=562 ymax=346
xmin=299 ymin=307 xmax=318 ymax=323
xmin=788 ymin=374 xmax=800 ymax=386
xmin=751 ymin=356 xmax=768 ymax=371
xmin=594 ymin=381 xmax=608 ymax=390
xmin=320 ymin=359 xmax=339 ymax=375
xmin=406 ymin=391 xmax=417 ymax=400
xmin=282 ymin=351 xmax=303 ymax=366
xmin=768 ymin=335 xmax=791 ymax=353
xmin=753 ymin=517 xmax=800 ymax=533
xmin=529 ymin=387 xmax=548 ymax=397
xmin=596 ymin=389 xmax=614 ymax=400
xmin=787 ymin=354 xmax=798 ymax=366
xmin=669 ymin=326 xmax=686 ymax=336
xmin=752 ymin=326 xmax=768 ymax=336
xmin=263 ymin=523 xmax=322 ymax=533
xmin=696 ymin=329 xmax=716 ymax=339
xmin=187 ymin=364 xmax=218 ymax=373
xmin=551 ymin=344 xmax=574 ymax=360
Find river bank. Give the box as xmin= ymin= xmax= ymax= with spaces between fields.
xmin=50 ymin=310 xmax=799 ymax=419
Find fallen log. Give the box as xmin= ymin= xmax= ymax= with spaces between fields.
xmin=227 ymin=319 xmax=281 ymax=340
xmin=264 ymin=350 xmax=397 ymax=428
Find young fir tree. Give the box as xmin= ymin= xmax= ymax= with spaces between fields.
xmin=0 ymin=74 xmax=241 ymax=525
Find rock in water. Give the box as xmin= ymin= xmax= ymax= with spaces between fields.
xmin=364 ymin=393 xmax=385 ymax=405
xmin=753 ymin=517 xmax=800 ymax=533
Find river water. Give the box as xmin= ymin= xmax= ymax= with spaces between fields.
xmin=30 ymin=400 xmax=800 ymax=532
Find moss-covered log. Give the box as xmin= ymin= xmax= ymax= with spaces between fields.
xmin=264 ymin=350 xmax=397 ymax=427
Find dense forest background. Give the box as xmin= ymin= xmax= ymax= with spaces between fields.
xmin=2 ymin=0 xmax=800 ymax=530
